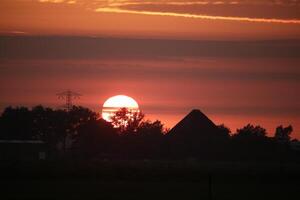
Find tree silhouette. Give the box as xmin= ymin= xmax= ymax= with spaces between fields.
xmin=136 ymin=120 xmax=165 ymax=158
xmin=230 ymin=124 xmax=277 ymax=161
xmin=108 ymin=108 xmax=166 ymax=158
xmin=0 ymin=105 xmax=100 ymax=155
xmin=137 ymin=120 xmax=164 ymax=137
xmin=0 ymin=105 xmax=298 ymax=161
xmin=274 ymin=125 xmax=293 ymax=143
xmin=233 ymin=124 xmax=267 ymax=139
xmin=0 ymin=106 xmax=33 ymax=140
xmin=73 ymin=119 xmax=117 ymax=158
xmin=110 ymin=107 xmax=144 ymax=134
xmin=217 ymin=124 xmax=231 ymax=138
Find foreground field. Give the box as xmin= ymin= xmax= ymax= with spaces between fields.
xmin=1 ymin=161 xmax=300 ymax=199
xmin=2 ymin=178 xmax=299 ymax=200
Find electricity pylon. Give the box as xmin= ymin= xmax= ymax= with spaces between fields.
xmin=57 ymin=90 xmax=81 ymax=111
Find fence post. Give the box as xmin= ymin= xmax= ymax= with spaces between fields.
xmin=208 ymin=173 xmax=213 ymax=200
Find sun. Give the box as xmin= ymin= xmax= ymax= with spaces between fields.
xmin=102 ymin=95 xmax=139 ymax=122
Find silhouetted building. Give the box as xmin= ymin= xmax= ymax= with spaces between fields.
xmin=168 ymin=109 xmax=222 ymax=138
xmin=0 ymin=140 xmax=47 ymax=161
xmin=291 ymin=139 xmax=300 ymax=151
xmin=166 ymin=109 xmax=227 ymax=158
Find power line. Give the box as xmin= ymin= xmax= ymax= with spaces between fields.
xmin=57 ymin=90 xmax=81 ymax=111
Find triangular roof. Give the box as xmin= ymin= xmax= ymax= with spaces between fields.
xmin=167 ymin=109 xmax=220 ymax=138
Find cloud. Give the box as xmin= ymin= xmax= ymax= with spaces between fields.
xmin=88 ymin=0 xmax=300 ymax=24
xmin=1 ymin=36 xmax=300 ymax=59
xmin=38 ymin=0 xmax=76 ymax=4
xmin=96 ymin=7 xmax=300 ymax=24
xmin=34 ymin=0 xmax=300 ymax=23
xmin=106 ymin=1 xmax=211 ymax=7
xmin=38 ymin=0 xmax=65 ymax=3
xmin=142 ymin=104 xmax=300 ymax=117
xmin=0 ymin=30 xmax=28 ymax=35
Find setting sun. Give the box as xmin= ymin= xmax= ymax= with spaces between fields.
xmin=1 ymin=1 xmax=300 ymax=198
xmin=102 ymin=95 xmax=139 ymax=122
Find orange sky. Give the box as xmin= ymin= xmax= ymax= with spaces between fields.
xmin=0 ymin=0 xmax=300 ymax=138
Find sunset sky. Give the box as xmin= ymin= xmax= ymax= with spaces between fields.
xmin=0 ymin=0 xmax=300 ymax=138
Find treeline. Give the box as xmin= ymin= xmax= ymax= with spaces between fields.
xmin=0 ymin=106 xmax=298 ymax=161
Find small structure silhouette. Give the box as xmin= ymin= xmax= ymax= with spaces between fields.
xmin=0 ymin=140 xmax=46 ymax=161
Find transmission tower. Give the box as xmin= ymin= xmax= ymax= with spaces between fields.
xmin=57 ymin=90 xmax=81 ymax=111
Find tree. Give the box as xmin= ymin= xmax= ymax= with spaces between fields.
xmin=217 ymin=124 xmax=231 ymax=138
xmin=68 ymin=106 xmax=99 ymax=129
xmin=233 ymin=124 xmax=267 ymax=139
xmin=0 ymin=106 xmax=33 ymax=140
xmin=136 ymin=120 xmax=165 ymax=158
xmin=31 ymin=105 xmax=58 ymax=147
xmin=73 ymin=119 xmax=117 ymax=158
xmin=274 ymin=125 xmax=293 ymax=143
xmin=110 ymin=107 xmax=144 ymax=134
xmin=231 ymin=124 xmax=274 ymax=161
xmin=56 ymin=106 xmax=99 ymax=152
xmin=108 ymin=108 xmax=166 ymax=158
xmin=0 ymin=105 xmax=100 ymax=154
xmin=137 ymin=120 xmax=164 ymax=137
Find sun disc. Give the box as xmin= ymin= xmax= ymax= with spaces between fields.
xmin=102 ymin=95 xmax=139 ymax=122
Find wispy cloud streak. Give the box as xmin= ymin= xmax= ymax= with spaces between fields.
xmin=96 ymin=7 xmax=300 ymax=24
xmin=35 ymin=0 xmax=300 ymax=24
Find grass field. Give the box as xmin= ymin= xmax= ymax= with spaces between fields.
xmin=1 ymin=161 xmax=300 ymax=199
xmin=2 ymin=178 xmax=299 ymax=200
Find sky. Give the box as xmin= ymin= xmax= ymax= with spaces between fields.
xmin=0 ymin=0 xmax=300 ymax=138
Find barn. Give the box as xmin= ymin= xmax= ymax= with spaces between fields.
xmin=165 ymin=109 xmax=228 ymax=158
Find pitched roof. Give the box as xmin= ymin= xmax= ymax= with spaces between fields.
xmin=167 ymin=109 xmax=220 ymax=138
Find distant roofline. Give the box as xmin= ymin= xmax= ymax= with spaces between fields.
xmin=0 ymin=140 xmax=44 ymax=144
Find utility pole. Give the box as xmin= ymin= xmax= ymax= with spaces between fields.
xmin=57 ymin=90 xmax=81 ymax=111
xmin=56 ymin=90 xmax=81 ymax=154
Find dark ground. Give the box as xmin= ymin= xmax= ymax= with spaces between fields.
xmin=1 ymin=160 xmax=300 ymax=200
